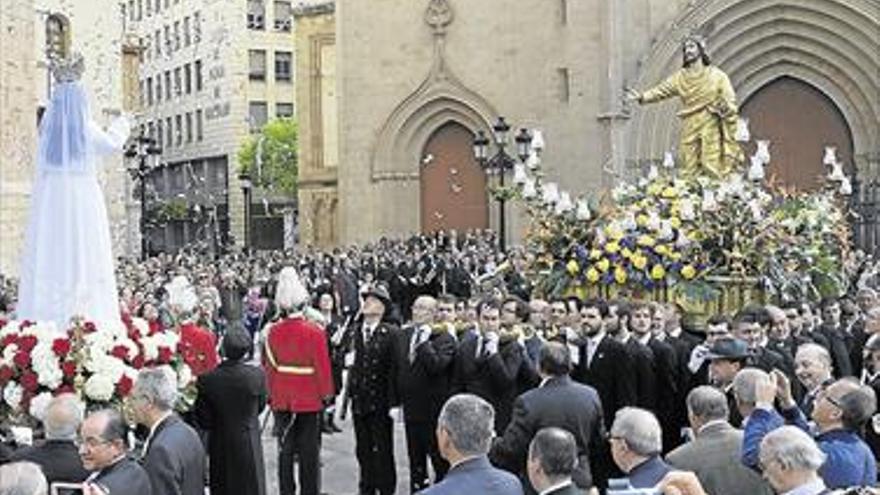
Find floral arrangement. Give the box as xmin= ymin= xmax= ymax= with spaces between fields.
xmin=0 ymin=317 xmax=203 ymax=424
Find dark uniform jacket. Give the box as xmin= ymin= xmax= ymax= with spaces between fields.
xmin=195 ymin=360 xmax=268 ymax=495
xmin=573 ymin=334 xmax=636 ymax=428
xmin=350 ymin=320 xmax=399 ymax=416
xmin=623 ymin=336 xmax=658 ymax=411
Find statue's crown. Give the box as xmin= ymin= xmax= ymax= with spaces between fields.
xmin=683 ymin=33 xmax=708 ymax=51
xmin=50 ymin=52 xmax=85 ymax=83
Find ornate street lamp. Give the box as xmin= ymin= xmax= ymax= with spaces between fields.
xmin=473 ymin=116 xmax=532 ymax=252
xmin=125 ymin=133 xmax=162 ymax=261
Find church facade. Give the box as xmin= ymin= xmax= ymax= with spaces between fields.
xmin=303 ymin=0 xmax=878 ymax=247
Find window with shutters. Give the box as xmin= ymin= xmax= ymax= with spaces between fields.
xmin=249 ymin=50 xmax=267 ymax=81
xmin=275 ymin=51 xmax=292 ymax=82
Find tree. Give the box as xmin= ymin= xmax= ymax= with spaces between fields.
xmin=237 ymin=118 xmax=299 ymax=196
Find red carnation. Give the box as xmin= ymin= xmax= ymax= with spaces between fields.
xmin=52 ymin=338 xmax=72 ymax=357
xmin=157 ymin=346 xmax=173 ymax=363
xmin=110 ymin=345 xmax=129 ymax=360
xmin=115 ymin=375 xmax=134 ymax=397
xmin=18 ymin=335 xmax=37 ymax=352
xmin=19 ymin=371 xmax=38 ymax=392
xmin=61 ymin=361 xmax=77 ymax=378
xmin=0 ymin=365 xmax=13 ymax=385
xmin=0 ymin=319 xmax=7 ymax=330
xmin=54 ymin=384 xmax=74 ymax=396
xmin=83 ymin=322 xmax=97 ymax=334
xmin=0 ymin=334 xmax=15 ymax=349
xmin=132 ymin=354 xmax=145 ymax=369
xmin=13 ymin=350 xmax=30 ymax=368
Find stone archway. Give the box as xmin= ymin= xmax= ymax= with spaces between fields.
xmin=419 ymin=122 xmax=488 ymax=233
xmin=741 ymin=76 xmax=854 ymax=191
xmin=626 ymin=0 xmax=879 ymax=176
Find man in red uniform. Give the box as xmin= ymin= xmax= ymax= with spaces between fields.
xmin=263 ymin=267 xmax=334 ymax=495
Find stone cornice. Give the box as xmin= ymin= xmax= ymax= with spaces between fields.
xmin=293 ymin=2 xmax=335 ymax=18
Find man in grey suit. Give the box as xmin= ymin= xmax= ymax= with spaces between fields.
xmin=419 ymin=394 xmax=522 ymax=495
xmin=131 ymin=367 xmax=205 ymax=495
xmin=666 ymin=386 xmax=773 ymax=495
xmin=80 ymin=409 xmax=152 ymax=495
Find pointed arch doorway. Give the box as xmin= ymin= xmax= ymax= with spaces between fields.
xmin=420 ymin=122 xmax=489 ymax=233
xmin=740 ymin=77 xmax=854 ymax=191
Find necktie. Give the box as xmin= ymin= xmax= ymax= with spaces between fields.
xmin=409 ymin=327 xmax=423 ymax=363
xmin=474 ymin=334 xmax=483 ymax=359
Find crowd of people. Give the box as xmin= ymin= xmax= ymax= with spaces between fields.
xmin=0 ymin=229 xmax=879 ymax=495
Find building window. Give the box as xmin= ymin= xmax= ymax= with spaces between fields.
xmin=173 ymin=21 xmax=180 ymax=51
xmin=166 ymin=116 xmax=173 ymax=148
xmin=183 ymin=17 xmax=191 ymax=46
xmin=195 ymin=60 xmax=203 ymax=91
xmin=165 ymin=70 xmax=172 ymax=100
xmin=557 ymin=67 xmax=570 ymax=103
xmin=146 ymin=77 xmax=153 ymax=106
xmin=248 ymin=101 xmax=268 ymax=132
xmin=249 ymin=50 xmax=267 ymax=81
xmin=174 ymin=67 xmax=182 ymax=96
xmin=184 ymin=64 xmax=192 ymax=94
xmin=276 ymin=102 xmax=294 ymax=119
xmin=156 ymin=76 xmax=162 ymax=103
xmin=175 ymin=115 xmax=183 ymax=146
xmin=275 ymin=51 xmax=292 ymax=82
xmin=136 ymin=0 xmax=142 ymax=20
xmin=274 ymin=1 xmax=292 ymax=31
xmin=196 ymin=109 xmax=203 ymax=141
xmin=164 ymin=25 xmax=171 ymax=54
xmin=155 ymin=30 xmax=161 ymax=56
xmin=186 ymin=112 xmax=193 ymax=143
xmin=193 ymin=11 xmax=201 ymax=43
xmin=247 ymin=0 xmax=265 ymax=30
xmin=129 ymin=0 xmax=136 ymax=21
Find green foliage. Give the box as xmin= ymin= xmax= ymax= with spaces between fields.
xmin=237 ymin=118 xmax=299 ymax=196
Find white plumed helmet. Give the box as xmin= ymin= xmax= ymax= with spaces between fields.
xmin=275 ymin=267 xmax=309 ymax=310
xmin=165 ymin=275 xmax=198 ymax=314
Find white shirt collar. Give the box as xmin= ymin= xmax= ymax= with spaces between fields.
xmin=588 ymin=332 xmax=606 ymax=347
xmin=697 ymin=419 xmax=728 ymax=435
xmin=539 ymin=479 xmax=573 ymax=495
xmin=862 ymin=368 xmax=880 ymax=385
xmin=781 ymin=477 xmax=826 ymax=495
xmin=668 ymin=326 xmax=682 ymax=338
xmin=637 ymin=332 xmax=651 ymax=346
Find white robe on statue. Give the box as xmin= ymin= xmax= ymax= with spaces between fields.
xmin=16 ymin=81 xmax=129 ymax=329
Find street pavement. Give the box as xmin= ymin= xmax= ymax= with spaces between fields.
xmin=262 ymin=412 xmax=413 ymax=495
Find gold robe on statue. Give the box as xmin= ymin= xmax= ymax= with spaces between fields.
xmin=640 ymin=64 xmax=744 ymax=179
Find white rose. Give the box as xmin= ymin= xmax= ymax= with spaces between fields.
xmin=84 ymin=374 xmax=116 ymax=402
xmin=141 ymin=337 xmax=159 ymax=361
xmin=36 ymin=362 xmax=63 ymax=389
xmin=131 ymin=318 xmax=150 ymax=338
xmin=2 ymin=344 xmax=18 ymax=363
xmin=3 ymin=382 xmax=23 ymax=410
xmin=177 ymin=364 xmax=193 ymax=388
xmin=28 ymin=392 xmax=53 ymax=421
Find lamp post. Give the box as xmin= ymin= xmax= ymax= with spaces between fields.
xmin=125 ymin=134 xmax=162 ymax=261
xmin=473 ymin=117 xmax=532 ymax=252
xmin=239 ymin=172 xmax=253 ymax=252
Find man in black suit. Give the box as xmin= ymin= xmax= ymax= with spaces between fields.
xmin=615 ymin=302 xmax=657 ymax=411
xmin=526 ymin=428 xmax=584 ymax=495
xmin=490 ymin=342 xmax=605 ymax=492
xmin=392 ymin=295 xmax=456 ymax=492
xmin=636 ymin=302 xmax=680 ymax=452
xmin=195 ymin=328 xmax=268 ymax=495
xmin=131 ymin=367 xmax=206 ymax=495
xmin=818 ymin=298 xmax=855 ymax=377
xmin=7 ymin=393 xmax=88 ymax=484
xmin=80 ymin=409 xmax=152 ymax=495
xmin=572 ymin=298 xmax=635 ymax=428
xmin=349 ymin=285 xmax=399 ymax=495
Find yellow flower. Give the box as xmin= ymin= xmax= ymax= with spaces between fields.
xmin=637 ymin=235 xmax=656 ymax=247
xmin=597 ymin=258 xmax=611 ymax=272
xmin=605 ymin=241 xmax=620 ymax=254
xmin=651 ymin=264 xmax=666 ymax=280
xmin=669 ymin=252 xmax=682 ymax=261
xmin=681 ymin=265 xmax=697 ymax=280
xmin=632 ymin=255 xmax=648 ymax=270
xmin=586 ymin=268 xmax=600 ymax=283
xmin=655 ymin=245 xmax=670 ymax=256
xmin=566 ymin=260 xmax=580 ymax=275
xmin=647 ymin=183 xmax=663 ymax=196
xmin=661 ymin=186 xmax=678 ymax=198
xmin=606 ymin=226 xmax=624 ymax=240
xmin=636 ymin=214 xmax=649 ymax=227
xmin=621 ymin=247 xmax=634 ymax=259
xmin=589 ymin=249 xmax=603 ymax=260
xmin=670 ymin=216 xmax=682 ymax=229
xmin=614 ymin=266 xmax=627 ymax=284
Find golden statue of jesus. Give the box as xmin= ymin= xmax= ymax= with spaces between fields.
xmin=627 ymin=36 xmax=744 ymax=179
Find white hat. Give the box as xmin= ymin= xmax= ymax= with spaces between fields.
xmin=275 ymin=267 xmax=309 ymax=310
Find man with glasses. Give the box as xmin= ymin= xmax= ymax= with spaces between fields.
xmin=79 ymin=409 xmax=152 ymax=495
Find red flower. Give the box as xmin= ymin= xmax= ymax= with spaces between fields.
xmin=0 ymin=365 xmax=13 ymax=385
xmin=19 ymin=371 xmax=38 ymax=392
xmin=13 ymin=350 xmax=30 ymax=368
xmin=18 ymin=335 xmax=37 ymax=352
xmin=0 ymin=334 xmax=15 ymax=349
xmin=61 ymin=361 xmax=77 ymax=378
xmin=0 ymin=319 xmax=7 ymax=329
xmin=157 ymin=346 xmax=173 ymax=363
xmin=52 ymin=338 xmax=72 ymax=357
xmin=115 ymin=375 xmax=133 ymax=397
xmin=83 ymin=322 xmax=97 ymax=334
xmin=20 ymin=320 xmax=33 ymax=328
xmin=132 ymin=354 xmax=145 ymax=369
xmin=110 ymin=345 xmax=129 ymax=360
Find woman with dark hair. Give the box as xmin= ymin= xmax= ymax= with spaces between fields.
xmin=316 ymin=289 xmax=346 ymax=433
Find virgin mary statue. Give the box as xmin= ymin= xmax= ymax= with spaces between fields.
xmin=16 ymin=53 xmax=130 ymax=328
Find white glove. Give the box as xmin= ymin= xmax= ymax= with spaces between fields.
xmin=688 ymin=344 xmax=709 ymax=373
xmin=484 ymin=332 xmax=499 ymax=355
xmin=389 ymin=407 xmax=403 ymax=422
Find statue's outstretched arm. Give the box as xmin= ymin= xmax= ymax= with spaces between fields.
xmin=89 ymin=116 xmax=131 ymax=156
xmin=639 ymin=71 xmax=681 ymax=104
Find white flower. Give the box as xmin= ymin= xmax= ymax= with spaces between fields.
xmin=2 ymin=344 xmax=18 ymax=363
xmin=3 ymin=382 xmax=22 ymax=410
xmin=84 ymin=374 xmax=116 ymax=402
xmin=679 ymin=198 xmax=696 ymax=221
xmin=131 ymin=318 xmax=150 ymax=338
xmin=28 ymin=392 xmax=53 ymax=421
xmin=177 ymin=365 xmax=193 ymax=388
